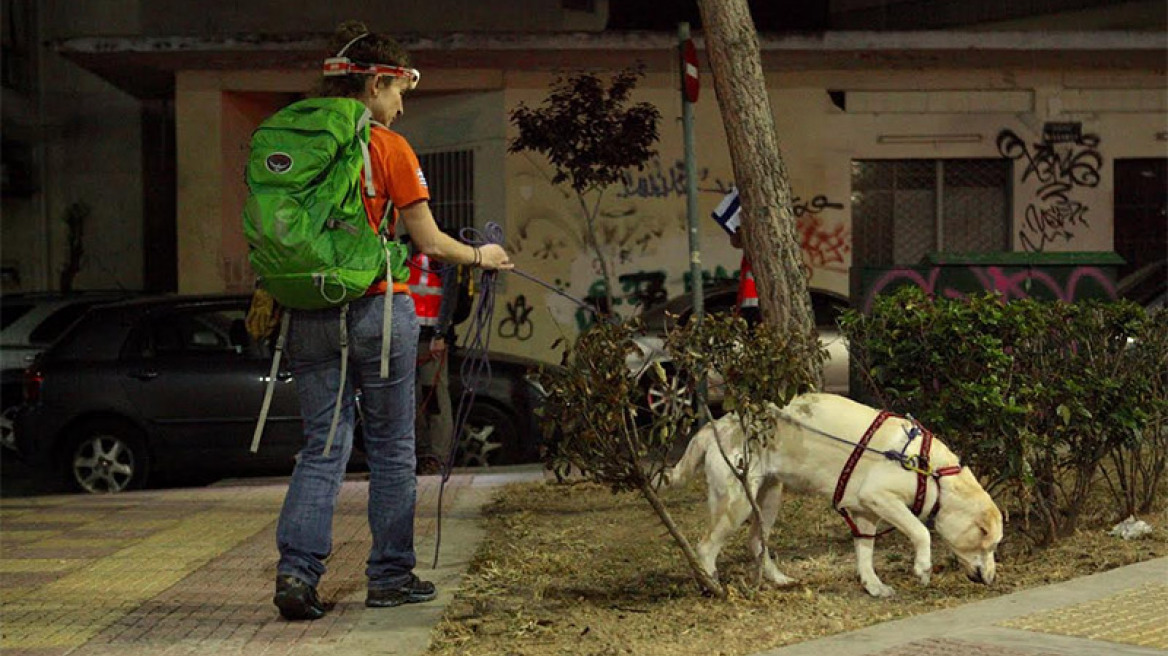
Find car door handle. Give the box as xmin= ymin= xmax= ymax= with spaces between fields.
xmin=130 ymin=370 xmax=159 ymax=381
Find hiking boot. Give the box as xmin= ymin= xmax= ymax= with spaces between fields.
xmin=273 ymin=574 xmax=326 ymax=621
xmin=365 ymin=573 xmax=437 ymax=608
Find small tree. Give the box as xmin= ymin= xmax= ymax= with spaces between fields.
xmin=509 ymin=66 xmax=661 ymax=313
xmin=539 ymin=314 xmax=823 ymax=597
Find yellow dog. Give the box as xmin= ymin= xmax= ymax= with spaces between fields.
xmin=666 ymin=393 xmax=1003 ymax=597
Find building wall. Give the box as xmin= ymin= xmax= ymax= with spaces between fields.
xmin=140 ymin=0 xmax=607 ymax=34
xmin=175 ymin=63 xmax=1165 ymax=364
xmin=496 ymin=68 xmax=1165 ymax=363
xmin=2 ymin=0 xmax=145 ymax=292
xmin=1 ymin=0 xmax=607 ymax=294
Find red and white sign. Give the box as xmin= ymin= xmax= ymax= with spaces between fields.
xmin=681 ymin=39 xmax=699 ymax=103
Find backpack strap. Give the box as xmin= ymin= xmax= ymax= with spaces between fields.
xmin=323 ymin=303 xmax=350 ymax=457
xmin=377 ymin=199 xmax=397 ymax=380
xmin=380 ymin=262 xmax=393 ymax=379
xmin=357 ymin=109 xmax=376 ymax=198
xmin=250 ymin=310 xmax=291 ymax=454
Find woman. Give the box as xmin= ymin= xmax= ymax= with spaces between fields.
xmin=273 ymin=20 xmax=512 ymax=621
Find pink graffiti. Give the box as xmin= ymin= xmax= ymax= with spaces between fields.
xmin=798 ymin=214 xmax=851 ymax=272
xmin=863 ymin=266 xmax=1116 ymax=312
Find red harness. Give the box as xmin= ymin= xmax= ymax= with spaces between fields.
xmin=831 ymin=411 xmax=964 ymax=539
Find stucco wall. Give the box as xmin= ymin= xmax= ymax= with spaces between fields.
xmin=138 ymin=0 xmax=607 ymax=34
xmin=172 ymin=64 xmax=1165 ymax=365
xmin=2 ymin=0 xmax=145 ymax=292
xmin=490 ymin=67 xmax=1165 ymax=363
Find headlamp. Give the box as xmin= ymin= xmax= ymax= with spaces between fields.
xmin=322 ymin=58 xmax=420 ymax=89
xmin=322 ymin=33 xmax=419 ymax=89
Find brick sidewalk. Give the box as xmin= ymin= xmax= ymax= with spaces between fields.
xmin=0 ymin=474 xmax=472 ymax=656
xmin=3 ymin=471 xmax=1165 ymax=656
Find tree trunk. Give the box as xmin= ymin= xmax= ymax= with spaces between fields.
xmin=639 ymin=479 xmax=726 ymax=598
xmin=694 ymin=0 xmax=816 ymax=344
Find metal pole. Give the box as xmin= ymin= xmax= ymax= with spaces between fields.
xmin=679 ymin=22 xmax=707 ymax=421
xmin=680 ymin=22 xmax=703 ymax=325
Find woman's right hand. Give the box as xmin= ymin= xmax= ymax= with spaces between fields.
xmin=475 ymin=244 xmax=514 ymax=270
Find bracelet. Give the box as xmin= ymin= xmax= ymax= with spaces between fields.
xmin=472 ymin=247 xmax=481 ymax=267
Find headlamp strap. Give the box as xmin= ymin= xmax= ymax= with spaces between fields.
xmin=336 ymin=32 xmax=372 ymax=58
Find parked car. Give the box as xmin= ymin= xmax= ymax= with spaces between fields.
xmin=1 ymin=292 xmax=136 ymax=411
xmin=10 ymin=294 xmax=549 ymax=493
xmin=627 ymin=283 xmax=851 ymax=404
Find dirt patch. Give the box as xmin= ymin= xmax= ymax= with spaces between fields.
xmin=429 ymin=478 xmax=1167 ymax=656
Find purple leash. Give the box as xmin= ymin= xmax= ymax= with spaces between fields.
xmin=431 ymin=222 xmax=503 ymax=568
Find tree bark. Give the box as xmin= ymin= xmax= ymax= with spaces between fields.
xmin=694 ymin=0 xmax=815 ymax=343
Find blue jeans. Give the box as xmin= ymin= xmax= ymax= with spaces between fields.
xmin=276 ymin=294 xmax=420 ymax=590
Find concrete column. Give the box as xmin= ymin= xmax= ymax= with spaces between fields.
xmin=175 ymin=71 xmax=226 ymax=293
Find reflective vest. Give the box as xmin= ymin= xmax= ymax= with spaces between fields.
xmin=737 ymin=255 xmax=758 ymax=309
xmin=407 ymin=253 xmax=443 ymax=326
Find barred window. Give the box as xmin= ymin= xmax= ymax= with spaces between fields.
xmin=417 ymin=149 xmax=474 ymax=237
xmin=851 ymin=159 xmax=1011 ymax=267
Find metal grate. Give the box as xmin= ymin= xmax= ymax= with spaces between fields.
xmin=417 ymin=149 xmax=475 ymax=236
xmin=852 ymin=159 xmax=1010 ymax=266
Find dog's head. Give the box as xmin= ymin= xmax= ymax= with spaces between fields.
xmin=932 ymin=470 xmax=1003 ymax=585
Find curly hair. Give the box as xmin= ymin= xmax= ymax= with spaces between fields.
xmin=315 ymin=20 xmax=411 ymax=98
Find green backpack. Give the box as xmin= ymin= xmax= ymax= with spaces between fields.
xmin=243 ymin=97 xmax=410 ymax=456
xmin=243 ymin=97 xmax=409 ymax=309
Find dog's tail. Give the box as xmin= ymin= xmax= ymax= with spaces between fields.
xmin=660 ymin=420 xmax=717 ymax=487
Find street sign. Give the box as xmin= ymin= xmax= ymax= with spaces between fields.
xmin=681 ymin=39 xmax=699 ymax=103
xmin=1043 ymin=121 xmax=1083 ymax=144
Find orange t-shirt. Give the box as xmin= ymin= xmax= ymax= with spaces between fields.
xmin=361 ymin=126 xmax=430 ymax=295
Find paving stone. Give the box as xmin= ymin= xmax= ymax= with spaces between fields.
xmin=1000 ymin=583 xmax=1168 ymax=649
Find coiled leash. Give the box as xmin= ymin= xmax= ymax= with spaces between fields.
xmin=427 ymin=229 xmax=621 ymax=567
xmin=430 ymin=222 xmax=503 ymax=568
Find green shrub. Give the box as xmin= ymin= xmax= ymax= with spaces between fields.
xmin=841 ymin=288 xmax=1166 ymax=545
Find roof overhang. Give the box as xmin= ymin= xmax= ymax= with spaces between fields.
xmin=55 ymin=30 xmax=1168 ymax=100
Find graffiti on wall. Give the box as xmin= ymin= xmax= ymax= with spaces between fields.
xmin=598 ymin=221 xmax=667 ymax=265
xmin=508 ymin=157 xmax=853 ymax=344
xmin=861 ymin=265 xmax=1117 ymax=313
xmin=616 ymin=159 xmax=734 ymax=200
xmin=792 ymin=194 xmax=850 ymax=273
xmin=572 ymin=270 xmax=670 ymax=331
xmin=997 ymin=129 xmax=1103 ymax=253
xmin=683 ymin=265 xmax=737 ymax=294
xmin=498 ymin=294 xmax=536 ymax=341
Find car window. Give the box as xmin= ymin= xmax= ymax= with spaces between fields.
xmin=139 ymin=308 xmax=261 ymax=358
xmin=0 ymin=302 xmax=34 ymax=330
xmin=27 ymin=303 xmax=97 ymax=344
xmin=811 ymin=293 xmax=848 ymax=330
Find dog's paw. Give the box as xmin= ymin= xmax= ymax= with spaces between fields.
xmin=914 ymin=561 xmax=932 ymax=586
xmin=863 ymin=580 xmax=896 ymax=598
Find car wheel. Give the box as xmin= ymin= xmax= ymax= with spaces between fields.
xmin=456 ymin=403 xmax=518 ymax=468
xmin=63 ymin=420 xmax=149 ymax=494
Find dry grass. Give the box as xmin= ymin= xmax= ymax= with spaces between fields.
xmin=429 ymin=476 xmax=1167 ymax=656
